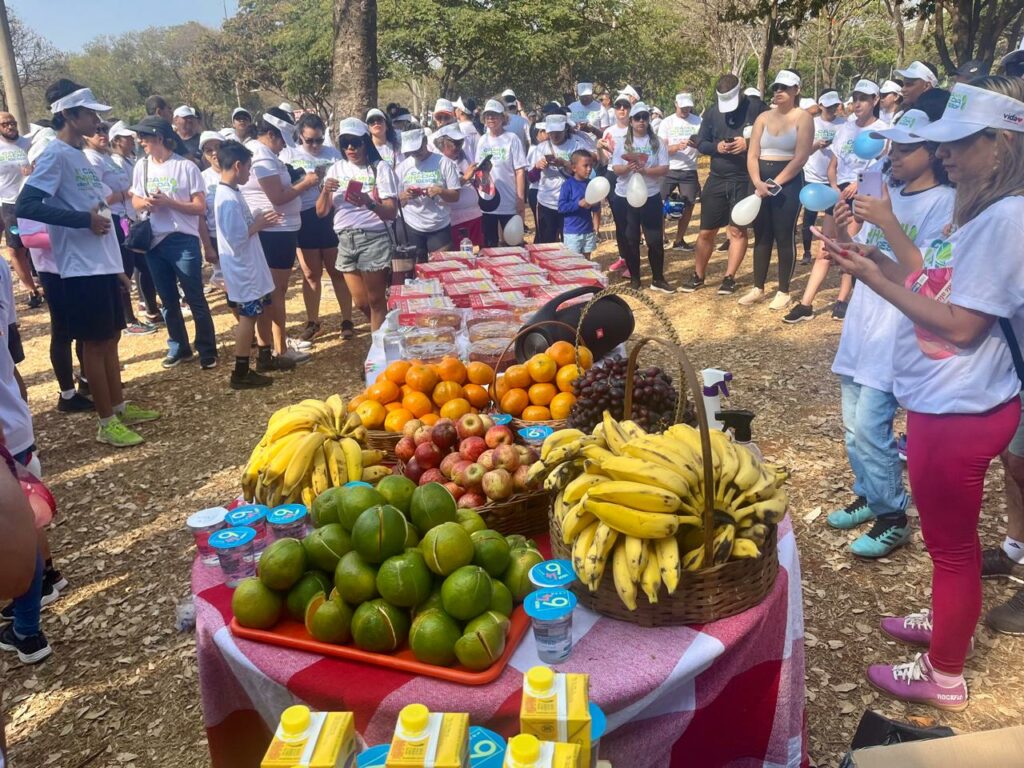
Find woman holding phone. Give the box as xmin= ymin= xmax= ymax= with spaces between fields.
xmin=533 ymin=114 xmax=590 ymax=243
xmin=476 ymin=99 xmax=527 ymax=247
xmin=597 ymin=92 xmax=632 ymax=274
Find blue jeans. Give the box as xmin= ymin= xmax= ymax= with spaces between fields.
xmin=146 ymin=233 xmax=216 ymax=360
xmin=839 ymin=375 xmax=909 ymax=517
xmin=13 ymin=552 xmax=43 ymax=637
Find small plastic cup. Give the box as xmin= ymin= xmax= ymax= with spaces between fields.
xmin=588 ymin=702 xmax=607 ymax=768
xmin=208 ymin=525 xmax=257 ymax=587
xmin=186 ymin=506 xmax=228 ymax=566
xmin=267 ymin=504 xmax=309 ymax=542
xmin=490 ymin=413 xmax=513 ymax=427
xmin=529 ymin=559 xmax=576 ymax=589
xmin=225 ymin=504 xmax=270 ymax=552
xmin=524 ymin=587 xmax=577 ymax=664
xmin=517 ymin=425 xmax=553 ymax=448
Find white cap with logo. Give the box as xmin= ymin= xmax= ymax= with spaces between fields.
xmin=818 ymin=91 xmax=841 ymax=108
xmin=895 ymin=61 xmax=938 ymax=85
xmin=852 ymin=79 xmax=881 ymax=97
xmin=880 ymin=80 xmax=902 ymax=95
xmin=338 ymin=117 xmax=368 ymax=137
xmin=577 ymin=82 xmax=594 ymax=96
xmin=675 ymin=93 xmax=694 ymax=109
xmin=483 ymin=99 xmax=506 ymax=115
xmin=545 ymin=114 xmax=567 ymax=131
xmin=400 ymin=128 xmax=426 ymax=153
xmin=772 ymin=70 xmax=801 ymax=88
xmin=433 ymin=98 xmax=454 ymax=115
xmin=173 ymin=105 xmax=197 ymax=119
xmin=870 ymin=109 xmax=932 ymax=144
xmin=911 ymin=82 xmax=1024 ymax=142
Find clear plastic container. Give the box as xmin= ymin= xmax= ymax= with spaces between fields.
xmin=186 ymin=506 xmax=228 ymax=566
xmin=468 ymin=321 xmax=519 ymax=343
xmin=267 ymin=504 xmax=309 ymax=541
xmin=225 ymin=504 xmax=270 ymax=553
xmin=524 ymin=587 xmax=577 ymax=664
xmin=403 ymin=341 xmax=459 ymax=365
xmin=209 ymin=525 xmax=257 ymax=587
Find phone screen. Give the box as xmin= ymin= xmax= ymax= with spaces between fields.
xmin=344 ymin=179 xmax=363 ymax=204
xmin=809 ymin=225 xmax=839 ymax=252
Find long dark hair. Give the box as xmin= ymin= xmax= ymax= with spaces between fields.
xmin=883 ymin=88 xmax=951 ymax=188
xmin=45 ymin=78 xmax=86 ymax=130
xmin=256 ymin=107 xmax=295 ymax=141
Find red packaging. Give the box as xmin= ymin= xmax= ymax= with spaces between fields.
xmin=428 ymin=250 xmax=475 ymax=265
xmin=479 ymin=246 xmax=528 ymax=257
xmin=526 ymin=243 xmax=566 ymax=253
xmin=466 ymin=308 xmax=516 ymax=328
xmin=490 ymin=262 xmax=547 ymax=277
xmin=416 ymin=260 xmax=465 ymax=278
xmin=529 ymin=249 xmax=578 ymax=265
xmin=440 ymin=269 xmax=493 ymax=284
xmin=494 ymin=274 xmax=549 ymax=292
xmin=550 ymin=270 xmax=607 ymax=287
xmin=469 ymin=291 xmax=536 ymax=311
xmin=535 ymin=256 xmax=595 ymax=272
xmin=479 ymin=255 xmax=527 ymax=270
xmin=444 ymin=279 xmax=499 ymax=307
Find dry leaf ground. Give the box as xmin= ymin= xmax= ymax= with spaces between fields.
xmin=4 ymin=208 xmax=1023 ymax=768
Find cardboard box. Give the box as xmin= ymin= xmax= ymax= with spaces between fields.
xmin=850 ymin=725 xmax=1024 ymax=767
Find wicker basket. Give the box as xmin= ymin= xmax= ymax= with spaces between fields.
xmin=364 ymin=429 xmax=401 ymax=456
xmin=478 ymin=489 xmax=551 ymax=537
xmin=548 ymin=330 xmax=779 ymax=626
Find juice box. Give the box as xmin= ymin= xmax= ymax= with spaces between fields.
xmin=261 ymin=705 xmax=356 ymax=768
xmin=504 ymin=734 xmax=579 ymax=767
xmin=386 ymin=704 xmax=469 ymax=768
xmin=520 ymin=667 xmax=591 ymax=768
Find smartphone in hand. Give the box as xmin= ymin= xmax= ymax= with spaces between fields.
xmin=477 ymin=155 xmax=493 ymax=174
xmin=809 ymin=225 xmax=840 ymax=254
xmin=857 ymin=169 xmax=883 ymax=198
xmin=344 ymin=179 xmax=364 ymax=204
xmin=764 ymin=178 xmax=782 ymax=197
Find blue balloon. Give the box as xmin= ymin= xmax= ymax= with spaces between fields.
xmin=799 ymin=183 xmax=840 ymax=212
xmin=853 ymin=131 xmax=886 ymax=160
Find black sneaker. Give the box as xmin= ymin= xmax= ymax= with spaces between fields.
xmin=0 ymin=624 xmax=52 ymax=664
xmin=717 ymin=275 xmax=737 ymax=295
xmin=650 ymin=279 xmax=674 ymax=295
xmin=0 ymin=577 xmax=58 ymax=623
xmin=629 ymin=277 xmax=641 ymax=290
xmin=782 ymin=304 xmax=814 ymax=324
xmin=800 ymin=253 xmax=812 ymax=265
xmin=671 ymin=240 xmax=695 ymax=252
xmin=200 ymin=357 xmax=219 ymax=370
xmin=981 ymin=547 xmax=1024 ymax=579
xmin=256 ymin=354 xmax=297 ymax=373
xmin=26 ymin=292 xmax=43 ymax=309
xmin=832 ymin=300 xmax=849 ymax=320
xmin=77 ymin=377 xmax=90 ymax=398
xmin=161 ymin=352 xmax=194 ymax=369
xmin=678 ymin=273 xmax=705 ymax=293
xmin=341 ymin=319 xmax=355 ymax=340
xmin=57 ymin=392 xmax=94 ymax=413
xmin=716 ymin=240 xmax=729 ymax=252
xmin=985 ymin=588 xmax=1024 ymax=635
xmin=230 ymin=370 xmax=274 ymax=390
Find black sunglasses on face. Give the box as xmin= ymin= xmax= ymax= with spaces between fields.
xmin=367 ymin=118 xmax=385 ymax=125
xmin=770 ymin=84 xmax=790 ymax=93
xmin=0 ymin=121 xmax=16 ymax=127
xmin=303 ymin=137 xmax=325 ymax=146
xmin=339 ymin=137 xmax=364 ymax=149
xmin=631 ymin=114 xmax=649 ymax=121
xmin=615 ymin=104 xmax=629 ymax=110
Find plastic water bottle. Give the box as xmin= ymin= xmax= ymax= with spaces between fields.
xmin=459 ymin=229 xmax=474 ymax=258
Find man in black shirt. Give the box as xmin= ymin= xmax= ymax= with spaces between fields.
xmin=145 ymin=95 xmax=193 ymax=160
xmin=679 ymin=74 xmax=767 ymax=294
xmin=172 ymin=105 xmax=202 ymax=162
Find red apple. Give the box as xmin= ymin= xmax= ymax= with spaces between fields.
xmin=457 ymin=490 xmax=486 ymax=509
xmin=404 ymin=457 xmax=424 ymax=483
xmin=443 ymin=481 xmax=466 ymax=500
xmin=402 ymin=419 xmax=423 ymax=438
xmin=395 ymin=436 xmax=416 ymax=463
xmin=439 ymin=452 xmax=463 ymax=480
xmin=485 ymin=425 xmax=515 ymax=448
xmin=492 ymin=443 xmax=521 ymax=472
xmin=512 ymin=464 xmax=532 ymax=492
xmin=479 ymin=413 xmax=495 ymax=431
xmin=514 ymin=444 xmax=533 ymax=465
xmin=420 ymin=468 xmax=446 ymax=485
xmin=482 ymin=468 xmax=514 ymax=501
xmin=459 ymin=436 xmax=487 ymax=462
xmin=456 ymin=413 xmax=486 ymax=440
xmin=431 ymin=421 xmax=459 ymax=452
xmin=477 ymin=449 xmax=496 ymax=471
xmin=414 ymin=425 xmax=434 ymax=446
xmin=414 ymin=441 xmax=443 ymax=469
xmin=457 ymin=462 xmax=486 ymax=489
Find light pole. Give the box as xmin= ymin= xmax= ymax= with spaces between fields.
xmin=0 ymin=1 xmax=26 ymax=131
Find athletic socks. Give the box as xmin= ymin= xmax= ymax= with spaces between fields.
xmin=60 ymin=389 xmax=76 ymax=400
xmin=234 ymin=356 xmax=250 ymax=377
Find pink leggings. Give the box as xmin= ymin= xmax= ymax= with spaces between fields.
xmin=907 ymin=398 xmax=1021 ymax=675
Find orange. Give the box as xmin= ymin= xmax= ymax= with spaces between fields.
xmin=385 ymin=360 xmax=412 ymax=384
xmin=528 ymin=382 xmax=557 ymax=406
xmin=348 ymin=394 xmax=368 ymax=412
xmin=375 ymin=372 xmax=387 ymax=383
xmin=577 ymin=346 xmax=594 ymax=370
xmin=521 ymin=405 xmax=552 ymax=422
xmin=555 ymin=364 xmax=581 ymax=393
xmin=549 ymin=392 xmax=576 ymax=420
xmin=405 ymin=364 xmax=439 ymax=394
xmin=384 ymin=408 xmax=415 ymax=432
xmin=493 ymin=374 xmax=511 ymax=402
xmin=432 ymin=381 xmax=463 ymax=406
xmin=402 ymin=390 xmax=433 ymax=418
xmin=437 ymin=357 xmax=468 ymax=384
xmin=400 ymin=384 xmax=414 ymax=398
xmin=500 ymin=388 xmax=529 ymax=417
xmin=385 ymin=401 xmax=404 ymax=412
xmin=466 ymin=361 xmax=495 ymax=386
xmin=368 ymin=379 xmax=401 ymax=404
xmin=420 ymin=413 xmax=439 ymax=426
xmin=527 ymin=353 xmax=557 ymax=383
xmin=439 ymin=397 xmax=471 ymax=420
xmin=355 ymin=399 xmax=386 ymax=430
xmin=463 ymin=383 xmax=490 ymax=409
xmin=504 ymin=364 xmax=531 ymax=389
xmin=546 ymin=340 xmax=576 ymax=368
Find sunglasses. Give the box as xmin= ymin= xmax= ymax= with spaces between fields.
xmin=0 ymin=121 xmax=16 ymax=127
xmin=631 ymin=114 xmax=650 ymax=121
xmin=770 ymin=84 xmax=791 ymax=93
xmin=339 ymin=137 xmax=364 ymax=149
xmin=303 ymin=137 xmax=325 ymax=146
xmin=615 ymin=104 xmax=629 ymax=110
xmin=367 ymin=118 xmax=385 ymax=125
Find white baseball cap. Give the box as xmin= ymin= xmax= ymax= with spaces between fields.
xmin=771 ymin=70 xmax=800 ymax=88
xmin=218 ymin=127 xmax=235 ymax=139
xmin=452 ymin=98 xmax=468 ymax=113
xmin=629 ymin=102 xmax=652 ymax=118
xmin=173 ymin=105 xmax=197 ymax=119
xmin=534 ymin=122 xmax=547 ymax=132
xmin=337 ymin=117 xmax=368 ymax=137
xmin=651 ymin=106 xmax=663 ymax=116
xmin=577 ymin=83 xmax=594 ymax=97
xmin=231 ymin=107 xmax=252 ymax=119
xmin=545 ymin=114 xmax=567 ymax=132
xmin=744 ymin=87 xmax=762 ymax=99
xmin=432 ymin=123 xmax=465 ymax=143
xmin=895 ymin=61 xmax=938 ymax=85
xmin=501 ymin=89 xmax=516 ymax=98
xmin=799 ymin=98 xmax=817 ymax=110
xmin=433 ymin=98 xmax=454 ymax=115
xmin=621 ymin=85 xmax=640 ymax=101
xmin=365 ymin=108 xmax=386 ymax=121
xmin=400 ymin=128 xmax=426 ymax=153
xmin=880 ymin=80 xmax=902 ymax=95
xmin=613 ymin=92 xmax=632 ymax=107
xmin=911 ymin=82 xmax=1024 ymax=142
xmin=199 ymin=130 xmax=223 ymax=150
xmin=675 ymin=93 xmax=694 ymax=109
xmin=49 ymin=87 xmax=110 ymax=114
xmin=870 ymin=109 xmax=932 ymax=144
xmin=392 ymin=111 xmax=413 ymax=123
xmin=278 ymin=102 xmax=295 ymax=113
xmin=107 ymin=120 xmax=135 ymax=141
xmin=483 ymin=99 xmax=505 ymax=115
xmin=718 ymin=83 xmax=742 ymax=113
xmin=818 ymin=91 xmax=841 ymax=108
xmin=852 ymin=79 xmax=881 ymax=97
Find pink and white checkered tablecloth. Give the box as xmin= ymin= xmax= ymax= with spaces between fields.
xmin=193 ymin=516 xmax=807 ymax=767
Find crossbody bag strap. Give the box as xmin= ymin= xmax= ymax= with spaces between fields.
xmin=1000 ymin=317 xmax=1024 ymax=386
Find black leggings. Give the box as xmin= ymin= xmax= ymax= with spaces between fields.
xmin=751 ymin=161 xmax=803 ymax=293
xmin=482 ymin=213 xmax=515 ymax=247
xmin=609 ymin=189 xmax=629 ymax=262
xmin=800 ymin=205 xmax=819 ymax=257
xmin=37 ymin=271 xmax=85 ymax=392
xmin=535 ymin=204 xmax=563 ymax=244
xmin=618 ymin=193 xmax=665 ymax=282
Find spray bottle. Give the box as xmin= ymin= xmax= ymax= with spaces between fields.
xmin=700 ymin=369 xmax=733 ymax=431
xmin=717 ymin=409 xmax=762 ymax=462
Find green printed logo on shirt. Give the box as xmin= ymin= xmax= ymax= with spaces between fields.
xmin=147 ymin=176 xmax=181 ymax=195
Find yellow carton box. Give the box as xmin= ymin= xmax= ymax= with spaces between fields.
xmin=520 ymin=667 xmax=591 ymax=768
xmin=505 ymin=734 xmax=580 ymax=767
xmin=262 ymin=705 xmax=357 ymax=768
xmin=386 ymin=704 xmax=469 ymax=768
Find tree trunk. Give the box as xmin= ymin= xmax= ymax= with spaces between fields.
xmin=758 ymin=1 xmax=778 ymax=93
xmin=332 ymin=0 xmax=377 ymax=117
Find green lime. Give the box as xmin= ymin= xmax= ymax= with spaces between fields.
xmin=304 ymin=593 xmax=353 ymax=644
xmin=286 ymin=570 xmax=332 ymax=621
xmin=311 ymin=487 xmax=344 ymax=527
xmin=376 ymin=475 xmax=418 ymax=516
xmin=489 ymin=580 xmax=514 ymax=617
xmin=441 ymin=565 xmax=493 ymax=621
xmin=504 ymin=534 xmax=538 ymax=552
xmin=302 ymin=524 xmax=352 ymax=572
xmin=409 ymin=608 xmax=463 ymax=666
xmin=376 ymin=550 xmax=433 ymax=608
xmin=334 ymin=551 xmax=379 ymax=604
xmin=456 ymin=508 xmax=487 ymax=535
xmin=413 ymin=587 xmax=444 ymax=618
xmin=232 ymin=577 xmax=284 ymax=629
xmin=420 ymin=522 xmax=475 ymax=576
xmin=258 ymin=538 xmax=307 ymax=591
xmin=454 ymin=621 xmax=506 ymax=670
xmin=405 ymin=523 xmax=421 ymax=550
xmin=410 ymin=482 xmax=458 ymax=533
xmin=351 ymin=504 xmax=409 ymax=564
xmin=338 ymin=486 xmax=386 ymax=531
xmin=351 ymin=599 xmax=410 ymax=653
xmin=471 ymin=529 xmax=511 ymax=577
xmin=502 ymin=547 xmax=544 ymax=601
xmin=465 ymin=610 xmax=510 ymax=637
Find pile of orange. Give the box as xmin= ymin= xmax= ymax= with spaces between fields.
xmin=350 ymin=357 xmax=496 ymax=432
xmin=493 ymin=341 xmax=592 ymax=422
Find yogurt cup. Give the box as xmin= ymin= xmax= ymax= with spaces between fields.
xmin=209 ymin=525 xmax=257 ymax=587
xmin=490 ymin=412 xmax=513 ymax=426
xmin=524 ymin=587 xmax=577 ymax=664
xmin=187 ymin=506 xmax=228 ymax=566
xmin=529 ymin=559 xmax=577 ymax=589
xmin=588 ymin=702 xmax=607 ymax=768
xmin=517 ymin=425 xmax=553 ymax=447
xmin=267 ymin=504 xmax=309 ymax=541
xmin=225 ymin=504 xmax=270 ymax=552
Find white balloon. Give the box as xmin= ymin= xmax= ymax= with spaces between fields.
xmin=503 ymin=214 xmax=525 ymax=245
xmin=742 ymin=126 xmax=753 ymax=140
xmin=730 ymin=193 xmax=762 ymax=226
xmin=626 ymin=173 xmax=647 ymax=208
xmin=585 ymin=176 xmax=610 ymax=205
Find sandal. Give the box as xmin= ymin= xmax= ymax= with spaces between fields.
xmin=299 ymin=321 xmax=321 ymax=342
xmin=341 ymin=320 xmax=355 ymax=340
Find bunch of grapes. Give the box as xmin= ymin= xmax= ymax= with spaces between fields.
xmin=568 ymin=355 xmax=681 ymax=433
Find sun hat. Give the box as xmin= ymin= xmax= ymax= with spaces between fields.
xmin=621 ymin=85 xmax=640 ymax=100
xmin=545 ymin=114 xmax=567 ymax=131
xmin=199 ymin=130 xmax=223 ymax=150
xmin=744 ymin=87 xmax=762 ymax=99
xmin=799 ymin=98 xmax=817 ymax=110
xmin=577 ymin=82 xmax=594 ymax=97
xmin=173 ymin=105 xmax=197 ymax=119
xmin=400 ymin=128 xmax=426 ymax=153
xmin=818 ymin=91 xmax=841 ymax=108
xmin=869 ymin=109 xmax=932 ymax=143
xmin=956 ymin=60 xmax=991 ymax=79
xmin=772 ymin=70 xmax=801 ymax=88
xmin=718 ymin=83 xmax=742 ymax=113
xmin=852 ymin=79 xmax=881 ymax=97
xmin=231 ymin=107 xmax=251 ymax=120
xmin=483 ymin=99 xmax=506 ymax=115
xmin=338 ymin=117 xmax=368 ymax=137
xmin=128 ymin=115 xmax=176 ymax=140
xmin=433 ymin=98 xmax=454 ymax=115
xmin=365 ymin=108 xmax=386 ymax=122
xmin=910 ymin=82 xmax=1024 ymax=142
xmin=432 ymin=123 xmax=464 ymax=143
xmin=629 ymin=102 xmax=651 ymax=118
xmin=49 ymin=87 xmax=110 ymax=114
xmin=895 ymin=61 xmax=938 ymax=85
xmin=675 ymin=93 xmax=694 ymax=109
xmin=107 ymin=120 xmax=135 ymax=141
xmin=880 ymin=80 xmax=902 ymax=95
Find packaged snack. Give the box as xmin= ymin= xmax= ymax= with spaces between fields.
xmin=403 ymin=341 xmax=459 ymax=364
xmin=468 ymin=321 xmax=520 ymax=342
xmin=416 ymin=260 xmax=466 ymax=278
xmin=465 ymin=308 xmax=515 ymax=328
xmin=481 ymin=255 xmax=528 ymax=269
xmin=441 ymin=269 xmax=495 ymax=284
xmin=428 ymin=250 xmax=475 ymax=265
xmin=469 ymin=338 xmax=513 ymax=370
xmin=495 ymin=274 xmax=549 ymax=292
xmin=401 ymin=327 xmax=458 ymax=349
xmin=491 ymin=263 xmax=547 ymax=277
xmin=480 ymin=246 xmax=528 ymax=257
xmin=549 ymin=270 xmax=607 ymax=287
xmin=526 ymin=243 xmax=567 ymax=253
xmin=444 ymin=280 xmax=500 ymax=307
xmin=535 ymin=257 xmax=595 ymax=272
xmin=401 ymin=306 xmax=462 ymax=329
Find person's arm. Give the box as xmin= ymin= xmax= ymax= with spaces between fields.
xmin=15 ymin=184 xmax=94 ymax=230
xmin=256 ymin=168 xmax=318 ymax=207
xmin=771 ymin=112 xmax=814 ymax=186
xmin=827 ymin=154 xmax=838 ymax=188
xmin=558 ymin=182 xmax=585 ymax=214
xmin=515 ymin=168 xmax=526 ymax=213
xmin=198 ymin=216 xmax=217 ymax=263
xmin=431 ymin=159 xmax=461 ymax=203
xmin=0 ymin=464 xmax=39 ymax=599
xmin=317 ymin=178 xmax=338 ymax=219
xmin=696 ymin=111 xmax=728 ymax=156
xmin=747 ymin=116 xmax=766 ymax=193
xmin=151 ymin=190 xmax=205 ymax=216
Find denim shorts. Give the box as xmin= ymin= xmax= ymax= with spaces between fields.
xmin=1009 ymin=393 xmax=1024 ymax=457
xmin=336 ymin=228 xmax=391 ymax=273
xmin=563 ymin=231 xmax=597 ymax=256
xmin=228 ymin=294 xmax=271 ymax=318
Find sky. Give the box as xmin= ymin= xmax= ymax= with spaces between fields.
xmin=9 ymin=0 xmax=240 ymax=52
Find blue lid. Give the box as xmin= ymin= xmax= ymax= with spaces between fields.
xmin=209 ymin=525 xmax=257 ymax=550
xmin=524 ymin=587 xmax=577 ymax=621
xmin=589 ymin=701 xmax=607 ymax=740
xmin=268 ymin=505 xmax=308 ymax=525
xmin=518 ymin=425 xmax=554 ymax=443
xmin=357 ymin=744 xmax=389 ymax=767
xmin=345 ymin=481 xmax=374 ymax=489
xmin=490 ymin=412 xmax=513 ymax=426
xmin=225 ymin=504 xmax=269 ymax=527
xmin=468 ymin=726 xmax=506 ymax=766
xmin=529 ymin=559 xmax=577 ymax=588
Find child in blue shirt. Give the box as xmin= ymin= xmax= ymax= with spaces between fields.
xmin=557 ymin=150 xmax=599 ymax=259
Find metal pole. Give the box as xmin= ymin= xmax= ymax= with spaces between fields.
xmin=0 ymin=1 xmax=26 ymax=131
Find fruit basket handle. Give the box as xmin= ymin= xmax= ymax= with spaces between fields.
xmin=623 ymin=336 xmax=716 ymax=567
xmin=489 ymin=319 xmax=581 ymax=404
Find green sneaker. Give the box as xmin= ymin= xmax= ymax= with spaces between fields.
xmin=119 ymin=402 xmax=161 ymax=425
xmin=827 ymin=496 xmax=873 ymax=529
xmin=850 ymin=517 xmax=911 ymax=558
xmin=96 ymin=417 xmax=144 ymax=447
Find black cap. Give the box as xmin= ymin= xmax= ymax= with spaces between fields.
xmin=129 ymin=115 xmax=175 ymax=140
xmin=1002 ymin=50 xmax=1024 ymax=78
xmin=956 ymin=59 xmax=992 ymax=78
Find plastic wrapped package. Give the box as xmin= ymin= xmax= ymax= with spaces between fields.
xmin=401 ymin=326 xmax=458 ymax=348
xmin=428 ymin=250 xmax=475 ymax=264
xmin=415 ymin=260 xmax=465 ymax=278
xmin=465 ymin=308 xmax=515 ymax=328
xmin=440 ymin=268 xmax=494 ymax=284
xmin=490 ymin=262 xmax=547 ymax=277
xmin=479 ymin=246 xmax=528 ymax=257
xmin=468 ymin=291 xmax=538 ymax=311
xmin=494 ymin=274 xmax=550 ymax=292
xmin=444 ymin=279 xmax=500 ymax=307
xmin=400 ymin=306 xmax=463 ymax=329
xmin=403 ymin=340 xmax=460 ymax=364
xmin=526 ymin=242 xmax=567 ymax=253
xmin=467 ymin=320 xmax=520 ymax=342
xmin=469 ymin=337 xmax=513 ymax=370
xmin=479 ymin=254 xmax=528 ymax=270
xmin=550 ymin=270 xmax=607 ymax=287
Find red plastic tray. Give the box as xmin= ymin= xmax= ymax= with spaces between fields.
xmin=229 ymin=605 xmax=530 ymax=686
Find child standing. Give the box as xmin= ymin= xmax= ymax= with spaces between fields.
xmin=214 ymin=141 xmax=283 ymax=390
xmin=557 ymin=150 xmax=599 ymax=259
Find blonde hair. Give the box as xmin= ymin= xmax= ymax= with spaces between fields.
xmin=954 ymin=76 xmax=1024 ymax=226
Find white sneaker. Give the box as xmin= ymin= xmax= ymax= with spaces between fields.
xmin=769 ymin=291 xmax=792 ymax=311
xmin=280 ymin=347 xmax=312 ymax=365
xmin=287 ymin=337 xmax=313 ymax=352
xmin=737 ymin=287 xmax=764 ymax=306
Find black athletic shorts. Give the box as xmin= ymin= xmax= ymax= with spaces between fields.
xmin=297 ymin=206 xmax=339 ymax=250
xmin=699 ymin=175 xmax=752 ymax=231
xmin=63 ymin=274 xmax=126 ymax=341
xmin=1 ymin=203 xmax=22 ymax=249
xmin=258 ymin=230 xmax=298 ymax=270
xmin=7 ymin=323 xmax=23 ymax=364
xmin=661 ymin=169 xmax=700 ymax=205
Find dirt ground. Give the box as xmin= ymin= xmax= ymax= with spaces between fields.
xmin=4 ymin=213 xmax=1023 ymax=768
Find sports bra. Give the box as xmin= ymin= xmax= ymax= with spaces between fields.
xmin=760 ymin=125 xmax=798 ymax=159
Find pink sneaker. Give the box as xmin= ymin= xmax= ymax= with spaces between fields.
xmin=880 ymin=609 xmax=976 ymax=653
xmin=866 ymin=653 xmax=968 ymax=711
xmin=609 ymin=258 xmax=626 ymax=273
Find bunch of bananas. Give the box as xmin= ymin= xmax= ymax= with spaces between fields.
xmin=529 ymin=411 xmax=787 ymax=611
xmin=241 ymin=395 xmax=391 ymax=506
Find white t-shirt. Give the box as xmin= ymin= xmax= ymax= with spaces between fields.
xmin=832 ymin=183 xmax=955 ymax=392
xmin=241 ymin=140 xmax=301 ymax=232
xmin=0 ymin=136 xmax=30 ymax=204
xmin=568 ymin=100 xmax=609 ymax=131
xmin=892 ymin=196 xmax=1024 ymax=414
xmin=214 ymin=184 xmax=275 ymax=304
xmin=507 ymin=113 xmax=530 ymax=149
xmin=281 ymin=145 xmax=342 ymax=210
xmin=373 ymin=141 xmax=403 ymax=169
xmin=130 ymin=154 xmax=205 ymax=243
xmin=457 ymin=121 xmax=479 ymax=163
xmin=601 ymin=124 xmax=629 ymax=159
xmin=475 ymin=131 xmax=527 ymax=216
xmin=395 ymin=153 xmax=461 ymax=232
xmin=84 ymin=148 xmax=131 ymax=217
xmin=656 ymin=113 xmax=701 ymax=171
xmin=201 ymin=166 xmax=220 ymax=234
xmin=611 ymin=133 xmax=669 ymax=198
xmin=0 ymin=338 xmax=32 ymax=454
xmin=831 ymin=118 xmax=888 ymax=184
xmin=448 ymin=156 xmax=481 ymax=227
xmin=879 ymin=108 xmax=898 ymax=126
xmin=536 ymin=135 xmax=591 ymax=210
xmin=805 ymin=116 xmax=845 ymax=184
xmin=25 ymin=139 xmax=123 ymax=278
xmin=17 ymin=217 xmax=56 ymax=274
xmin=111 ymin=154 xmax=137 ymax=220
xmin=526 ymin=145 xmax=542 ymax=191
xmin=323 ymin=159 xmax=399 ymax=232
xmin=0 ymin=256 xmax=14 ymax=327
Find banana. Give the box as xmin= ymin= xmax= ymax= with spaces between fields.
xmin=339 ymin=412 xmax=363 ymax=437
xmin=544 ymin=460 xmax=579 ymax=492
xmin=552 ymin=489 xmax=569 ymax=523
xmin=572 ymin=521 xmax=599 ymax=577
xmin=682 ymin=545 xmax=705 ymax=571
xmin=582 ymin=444 xmax=617 ymax=464
xmin=585 ymin=523 xmax=619 ymax=590
xmin=264 ymin=475 xmax=284 ymax=507
xmin=750 ymin=491 xmax=787 ymax=524
xmin=301 ymin=486 xmax=315 ymax=510
xmin=738 ymin=523 xmax=769 ymax=548
xmin=654 ymin=535 xmax=681 ymax=594
xmin=299 ymin=398 xmax=335 ymax=424
xmin=602 ymin=411 xmax=629 ymax=455
xmin=361 ymin=448 xmax=386 ymax=466
xmin=349 ymin=425 xmax=368 ymax=443
xmin=325 ymin=439 xmax=348 ymax=487
xmin=666 ymin=424 xmax=721 ymax=474
xmin=731 ymin=538 xmax=761 ymax=559
xmin=591 ymin=422 xmax=606 ymax=443
xmin=325 ymin=394 xmax=347 ymax=432
xmin=263 ymin=410 xmax=320 ymax=445
xmin=362 ymin=465 xmax=392 ymax=483
xmin=339 ymin=437 xmax=363 ymax=485
xmin=561 ymin=500 xmax=597 ymax=543
xmin=282 ymin=432 xmax=329 ymax=497
xmin=544 ymin=436 xmax=599 ymax=467
xmin=712 ymin=524 xmax=736 ymax=564
xmin=260 ymin=431 xmax=311 ymax=487
xmin=731 ymin=444 xmax=763 ymax=493
xmin=310 ymin=445 xmax=331 ymax=496
xmin=612 ymin=543 xmax=638 ymax=610
xmin=526 ymin=460 xmax=549 ymax=487
xmin=622 ymin=441 xmax=701 ymax=484
xmin=712 ymin=434 xmax=740 ymax=507
xmin=587 ymin=480 xmax=681 ymax=513
xmin=675 ymin=514 xmax=704 ymax=527
xmin=727 ymin=468 xmax=779 ymax=516
xmin=541 ymin=428 xmax=586 ymax=461
xmin=640 ymin=546 xmax=661 ymax=603
xmin=582 ymin=458 xmax=609 ymax=476
xmin=600 ymin=456 xmax=689 ymax=497
xmin=563 ymin=473 xmax=605 ymax=504
xmin=623 ymin=535 xmax=648 ymax=582
xmin=583 ymin=499 xmax=680 ymax=539
xmin=619 ymin=419 xmax=647 ymax=440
